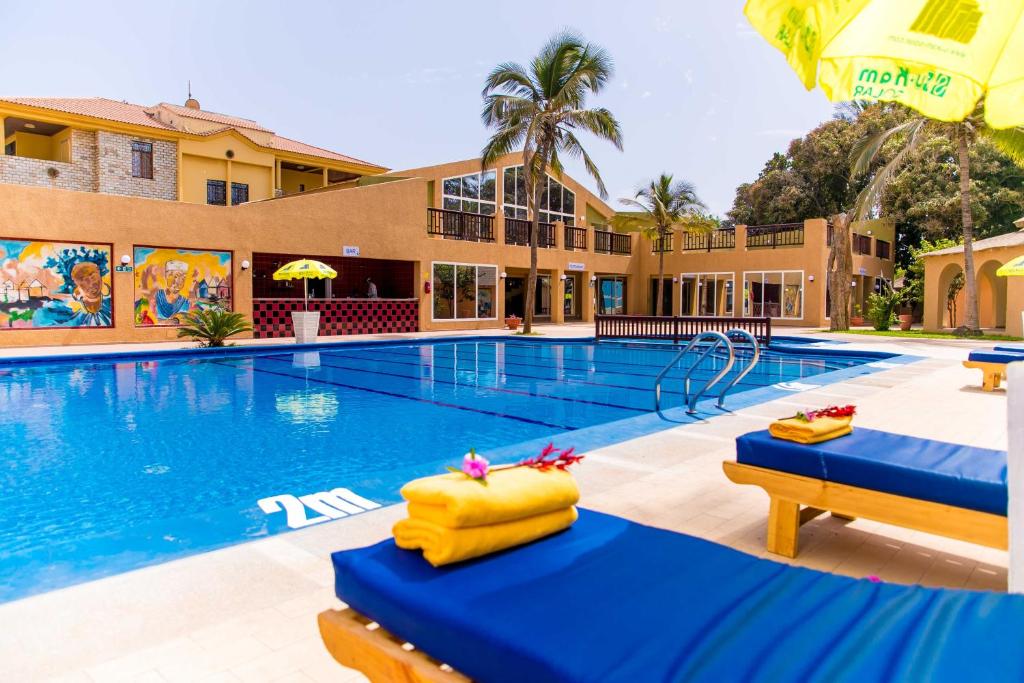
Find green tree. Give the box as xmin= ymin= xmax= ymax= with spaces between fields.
xmin=851 ymin=102 xmax=1024 ymax=335
xmin=481 ymin=30 xmax=623 ymax=333
xmin=177 ymin=309 xmax=253 ymax=347
xmin=611 ymin=174 xmax=709 ymax=316
xmin=902 ymin=237 xmax=960 ymax=310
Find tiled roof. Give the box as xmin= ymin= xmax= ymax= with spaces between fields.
xmin=0 ymin=96 xmax=383 ymax=168
xmin=156 ymin=102 xmax=271 ymax=132
xmin=0 ymin=97 xmax=174 ymax=130
xmin=924 ymin=230 xmax=1024 ymax=256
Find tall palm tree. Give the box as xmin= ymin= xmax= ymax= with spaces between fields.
xmin=612 ymin=174 xmax=709 ymax=316
xmin=481 ymin=30 xmax=623 ymax=333
xmin=850 ymin=102 xmax=1024 ymax=335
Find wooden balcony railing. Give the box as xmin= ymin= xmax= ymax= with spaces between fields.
xmin=505 ymin=218 xmax=555 ymax=248
xmin=595 ymin=314 xmax=772 ymax=345
xmin=427 ymin=208 xmax=495 ymax=242
xmin=682 ymin=228 xmax=736 ymax=251
xmin=594 ymin=229 xmax=631 ymax=255
xmin=651 ymin=232 xmax=674 ymax=253
xmin=746 ymin=222 xmax=804 ymax=249
xmin=564 ymin=225 xmax=587 ymax=251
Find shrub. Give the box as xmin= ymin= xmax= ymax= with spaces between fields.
xmin=866 ymin=289 xmax=901 ymax=331
xmin=177 ymin=309 xmax=253 ymax=347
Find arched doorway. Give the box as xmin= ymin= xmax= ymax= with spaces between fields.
xmin=936 ymin=262 xmax=965 ymax=329
xmin=978 ymin=259 xmax=1007 ymax=329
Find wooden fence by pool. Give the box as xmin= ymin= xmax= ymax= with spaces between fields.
xmin=595 ymin=315 xmax=772 ymax=344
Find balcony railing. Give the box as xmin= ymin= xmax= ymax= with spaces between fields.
xmin=746 ymin=223 xmax=804 ymax=249
xmin=651 ymin=233 xmax=674 ymax=253
xmin=427 ymin=208 xmax=495 ymax=242
xmin=594 ymin=229 xmax=631 ymax=255
xmin=682 ymin=228 xmax=736 ymax=251
xmin=505 ymin=218 xmax=555 ymax=248
xmin=564 ymin=225 xmax=587 ymax=251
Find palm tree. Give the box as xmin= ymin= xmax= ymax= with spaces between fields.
xmin=481 ymin=30 xmax=623 ymax=333
xmin=850 ymin=102 xmax=1024 ymax=335
xmin=612 ymin=174 xmax=709 ymax=316
xmin=177 ymin=309 xmax=253 ymax=347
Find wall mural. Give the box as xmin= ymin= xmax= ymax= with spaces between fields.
xmin=134 ymin=246 xmax=232 ymax=326
xmin=0 ymin=239 xmax=113 ymax=329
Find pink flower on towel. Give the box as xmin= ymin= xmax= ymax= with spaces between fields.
xmin=866 ymin=575 xmax=881 ymax=583
xmin=460 ymin=449 xmax=490 ymax=483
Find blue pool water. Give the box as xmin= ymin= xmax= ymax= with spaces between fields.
xmin=0 ymin=338 xmax=898 ymax=601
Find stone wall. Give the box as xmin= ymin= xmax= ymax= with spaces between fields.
xmin=0 ymin=129 xmax=96 ymax=192
xmin=95 ymin=131 xmax=177 ymax=201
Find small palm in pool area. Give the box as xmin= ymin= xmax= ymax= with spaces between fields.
xmin=177 ymin=309 xmax=253 ymax=347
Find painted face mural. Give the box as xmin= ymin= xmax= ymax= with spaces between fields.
xmin=134 ymin=247 xmax=232 ymax=326
xmin=0 ymin=239 xmax=113 ymax=329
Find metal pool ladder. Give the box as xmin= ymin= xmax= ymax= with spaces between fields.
xmin=654 ymin=331 xmax=735 ymax=414
xmin=716 ymin=329 xmax=761 ymax=409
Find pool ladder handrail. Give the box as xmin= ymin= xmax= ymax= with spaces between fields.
xmin=716 ymin=329 xmax=761 ymax=409
xmin=654 ymin=331 xmax=735 ymax=414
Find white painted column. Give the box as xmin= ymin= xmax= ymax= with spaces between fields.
xmin=1009 ymin=362 xmax=1024 ymax=592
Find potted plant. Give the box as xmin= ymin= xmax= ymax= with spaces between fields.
xmin=177 ymin=309 xmax=253 ymax=347
xmin=898 ymin=309 xmax=914 ymax=331
xmin=505 ymin=314 xmax=521 ymax=331
xmin=850 ymin=303 xmax=865 ymax=327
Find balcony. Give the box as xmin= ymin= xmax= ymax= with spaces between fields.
xmin=427 ymin=208 xmax=495 ymax=242
xmin=651 ymin=233 xmax=674 ymax=253
xmin=564 ymin=224 xmax=587 ymax=251
xmin=746 ymin=223 xmax=804 ymax=249
xmin=505 ymin=218 xmax=555 ymax=248
xmin=594 ymin=229 xmax=631 ymax=255
xmin=682 ymin=228 xmax=736 ymax=251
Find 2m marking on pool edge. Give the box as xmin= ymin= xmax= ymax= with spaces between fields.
xmin=258 ymin=488 xmax=382 ymax=529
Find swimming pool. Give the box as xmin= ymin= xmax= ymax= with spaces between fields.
xmin=0 ymin=337 xmax=902 ymax=601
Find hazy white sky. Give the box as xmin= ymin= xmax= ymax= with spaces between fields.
xmin=2 ymin=1 xmax=836 ymax=214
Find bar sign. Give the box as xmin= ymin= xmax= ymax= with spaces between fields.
xmin=343 ymin=246 xmax=360 ymax=257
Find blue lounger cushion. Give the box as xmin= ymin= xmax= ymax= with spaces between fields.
xmin=993 ymin=345 xmax=1024 ymax=354
xmin=736 ymin=428 xmax=1006 ymax=515
xmin=332 ymin=509 xmax=1024 ymax=682
xmin=968 ymin=350 xmax=1024 ymax=364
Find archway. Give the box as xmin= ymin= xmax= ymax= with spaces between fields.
xmin=978 ymin=259 xmax=1007 ymax=329
xmin=936 ymin=262 xmax=965 ymax=329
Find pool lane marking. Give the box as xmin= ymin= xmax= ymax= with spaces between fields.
xmin=212 ymin=360 xmax=578 ymax=431
xmin=312 ymin=348 xmax=775 ymax=398
xmin=258 ymin=354 xmax=648 ymax=414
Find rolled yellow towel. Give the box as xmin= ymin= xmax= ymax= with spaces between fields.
xmin=394 ymin=507 xmax=579 ymax=566
xmin=400 ymin=466 xmax=579 ymax=528
xmin=768 ymin=416 xmax=853 ymax=444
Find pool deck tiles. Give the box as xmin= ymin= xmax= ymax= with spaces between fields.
xmin=0 ymin=325 xmax=1014 ymax=681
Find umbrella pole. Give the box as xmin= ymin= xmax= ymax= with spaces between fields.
xmin=304 ymin=278 xmax=308 ymax=312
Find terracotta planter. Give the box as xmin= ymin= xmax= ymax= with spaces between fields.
xmin=505 ymin=316 xmax=521 ymax=331
xmin=898 ymin=314 xmax=913 ymax=331
xmin=850 ymin=316 xmax=865 ymax=327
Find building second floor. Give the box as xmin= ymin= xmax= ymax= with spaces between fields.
xmin=0 ymin=96 xmax=386 ymax=205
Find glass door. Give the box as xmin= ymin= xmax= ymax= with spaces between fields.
xmin=563 ymin=275 xmax=580 ymax=320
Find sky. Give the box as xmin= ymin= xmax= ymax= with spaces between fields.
xmin=1 ymin=1 xmax=837 ymax=216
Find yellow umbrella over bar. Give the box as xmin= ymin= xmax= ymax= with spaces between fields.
xmin=744 ymin=0 xmax=1024 ymax=128
xmin=997 ymin=255 xmax=1024 ymax=276
xmin=273 ymin=259 xmax=337 ymax=311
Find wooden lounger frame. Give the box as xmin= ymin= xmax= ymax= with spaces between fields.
xmin=722 ymin=461 xmax=1007 ymax=558
xmin=963 ymin=360 xmax=1006 ymax=391
xmin=318 ymin=608 xmax=467 ymax=682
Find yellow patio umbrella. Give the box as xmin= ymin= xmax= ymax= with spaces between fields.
xmin=273 ymin=259 xmax=338 ymax=311
xmin=745 ymin=0 xmax=1024 ymax=128
xmin=997 ymin=255 xmax=1024 ymax=276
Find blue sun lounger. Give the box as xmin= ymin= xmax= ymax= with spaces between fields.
xmin=318 ymin=509 xmax=1024 ymax=682
xmin=963 ymin=349 xmax=1024 ymax=391
xmin=724 ymin=428 xmax=1007 ymax=557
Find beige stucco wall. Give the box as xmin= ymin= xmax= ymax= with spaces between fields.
xmin=924 ymin=242 xmax=1024 ymax=336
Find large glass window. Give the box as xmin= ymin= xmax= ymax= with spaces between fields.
xmin=598 ymin=276 xmax=627 ymax=315
xmin=442 ymin=171 xmax=496 ymax=215
xmin=502 ymin=166 xmax=575 ymax=224
xmin=535 ymin=275 xmax=552 ymax=317
xmin=744 ymin=271 xmax=803 ymax=319
xmin=690 ymin=272 xmax=734 ymax=316
xmin=432 ymin=263 xmax=498 ymax=320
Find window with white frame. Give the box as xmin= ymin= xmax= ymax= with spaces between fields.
xmin=683 ymin=272 xmax=734 ymax=317
xmin=502 ymin=166 xmax=575 ymax=224
xmin=432 ymin=263 xmax=498 ymax=320
xmin=442 ymin=171 xmax=496 ymax=215
xmin=743 ymin=270 xmax=803 ymax=319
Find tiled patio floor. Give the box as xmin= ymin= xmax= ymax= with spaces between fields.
xmin=0 ymin=326 xmax=1010 ymax=682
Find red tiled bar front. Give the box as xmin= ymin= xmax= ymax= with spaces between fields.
xmin=252 ymin=298 xmax=419 ymax=339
